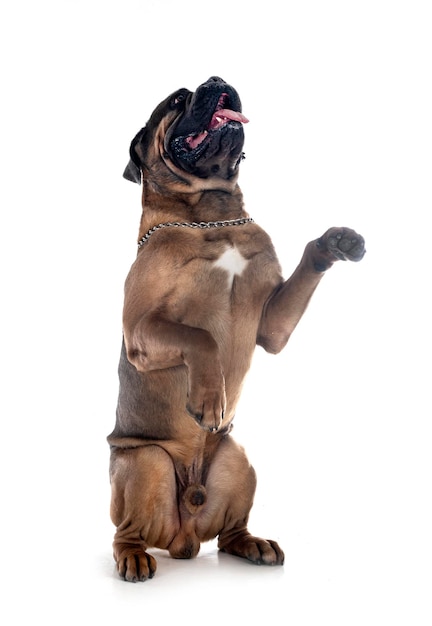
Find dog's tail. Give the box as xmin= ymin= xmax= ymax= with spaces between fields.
xmin=183 ymin=484 xmax=207 ymax=515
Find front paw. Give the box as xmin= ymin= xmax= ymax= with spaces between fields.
xmin=187 ymin=382 xmax=226 ymax=433
xmin=315 ymin=227 xmax=365 ymax=270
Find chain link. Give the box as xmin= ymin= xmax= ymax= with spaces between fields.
xmin=137 ymin=217 xmax=254 ymax=248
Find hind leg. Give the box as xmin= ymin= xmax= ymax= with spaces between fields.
xmin=109 ymin=445 xmax=179 ymax=581
xmin=197 ymin=437 xmax=284 ymax=565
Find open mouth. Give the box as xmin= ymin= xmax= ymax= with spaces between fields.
xmin=178 ymin=93 xmax=249 ymax=153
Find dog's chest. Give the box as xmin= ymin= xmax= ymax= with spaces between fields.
xmin=212 ymin=245 xmax=249 ymax=288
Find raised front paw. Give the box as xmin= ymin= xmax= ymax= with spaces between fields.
xmin=315 ymin=227 xmax=365 ymax=270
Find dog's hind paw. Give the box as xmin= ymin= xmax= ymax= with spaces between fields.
xmin=115 ymin=547 xmax=157 ymax=582
xmin=219 ymin=532 xmax=285 ymax=566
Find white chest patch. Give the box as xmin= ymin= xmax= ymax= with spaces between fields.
xmin=213 ymin=245 xmax=249 ymax=288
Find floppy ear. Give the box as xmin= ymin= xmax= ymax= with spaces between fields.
xmin=123 ymin=159 xmax=141 ymax=184
xmin=123 ymin=127 xmax=147 ymax=184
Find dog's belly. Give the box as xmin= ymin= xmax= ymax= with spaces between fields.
xmin=113 ymin=230 xmax=282 ymax=445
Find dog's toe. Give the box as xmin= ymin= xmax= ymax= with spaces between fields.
xmin=219 ymin=532 xmax=284 ymax=566
xmin=117 ymin=550 xmax=157 ymax=582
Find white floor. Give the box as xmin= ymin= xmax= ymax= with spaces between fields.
xmin=6 ymin=476 xmax=431 ymax=626
xmin=3 ymin=338 xmax=431 ymax=625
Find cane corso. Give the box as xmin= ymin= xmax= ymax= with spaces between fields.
xmin=108 ymin=76 xmax=365 ymax=581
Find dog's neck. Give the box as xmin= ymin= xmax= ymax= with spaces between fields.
xmin=137 ymin=182 xmax=247 ymax=244
xmin=137 ymin=217 xmax=255 ymax=249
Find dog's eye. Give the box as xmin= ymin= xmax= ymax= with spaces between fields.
xmin=171 ymin=90 xmax=188 ymax=108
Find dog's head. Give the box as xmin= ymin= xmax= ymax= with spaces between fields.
xmin=123 ymin=76 xmax=248 ymax=193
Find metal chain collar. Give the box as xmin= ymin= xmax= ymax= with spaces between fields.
xmin=137 ymin=217 xmax=254 ymax=248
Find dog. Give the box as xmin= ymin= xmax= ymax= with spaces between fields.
xmin=107 ymin=76 xmax=365 ymax=582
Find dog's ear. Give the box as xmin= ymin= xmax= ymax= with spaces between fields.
xmin=123 ymin=127 xmax=147 ymax=184
xmin=123 ymin=160 xmax=141 ymax=184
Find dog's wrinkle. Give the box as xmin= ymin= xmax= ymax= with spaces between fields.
xmin=116 ymin=516 xmax=136 ymax=534
xmin=186 ymin=403 xmax=203 ymax=423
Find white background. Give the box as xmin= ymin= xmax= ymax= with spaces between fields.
xmin=1 ymin=1 xmax=431 ymax=624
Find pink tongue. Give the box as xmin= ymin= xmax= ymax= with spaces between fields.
xmin=186 ymin=131 xmax=208 ymax=149
xmin=185 ymin=109 xmax=249 ymax=149
xmin=209 ymin=108 xmax=249 ymax=129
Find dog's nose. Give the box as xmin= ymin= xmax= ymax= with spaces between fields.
xmin=207 ymin=76 xmax=225 ymax=84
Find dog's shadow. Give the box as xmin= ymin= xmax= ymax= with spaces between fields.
xmin=105 ymin=544 xmax=285 ymax=587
